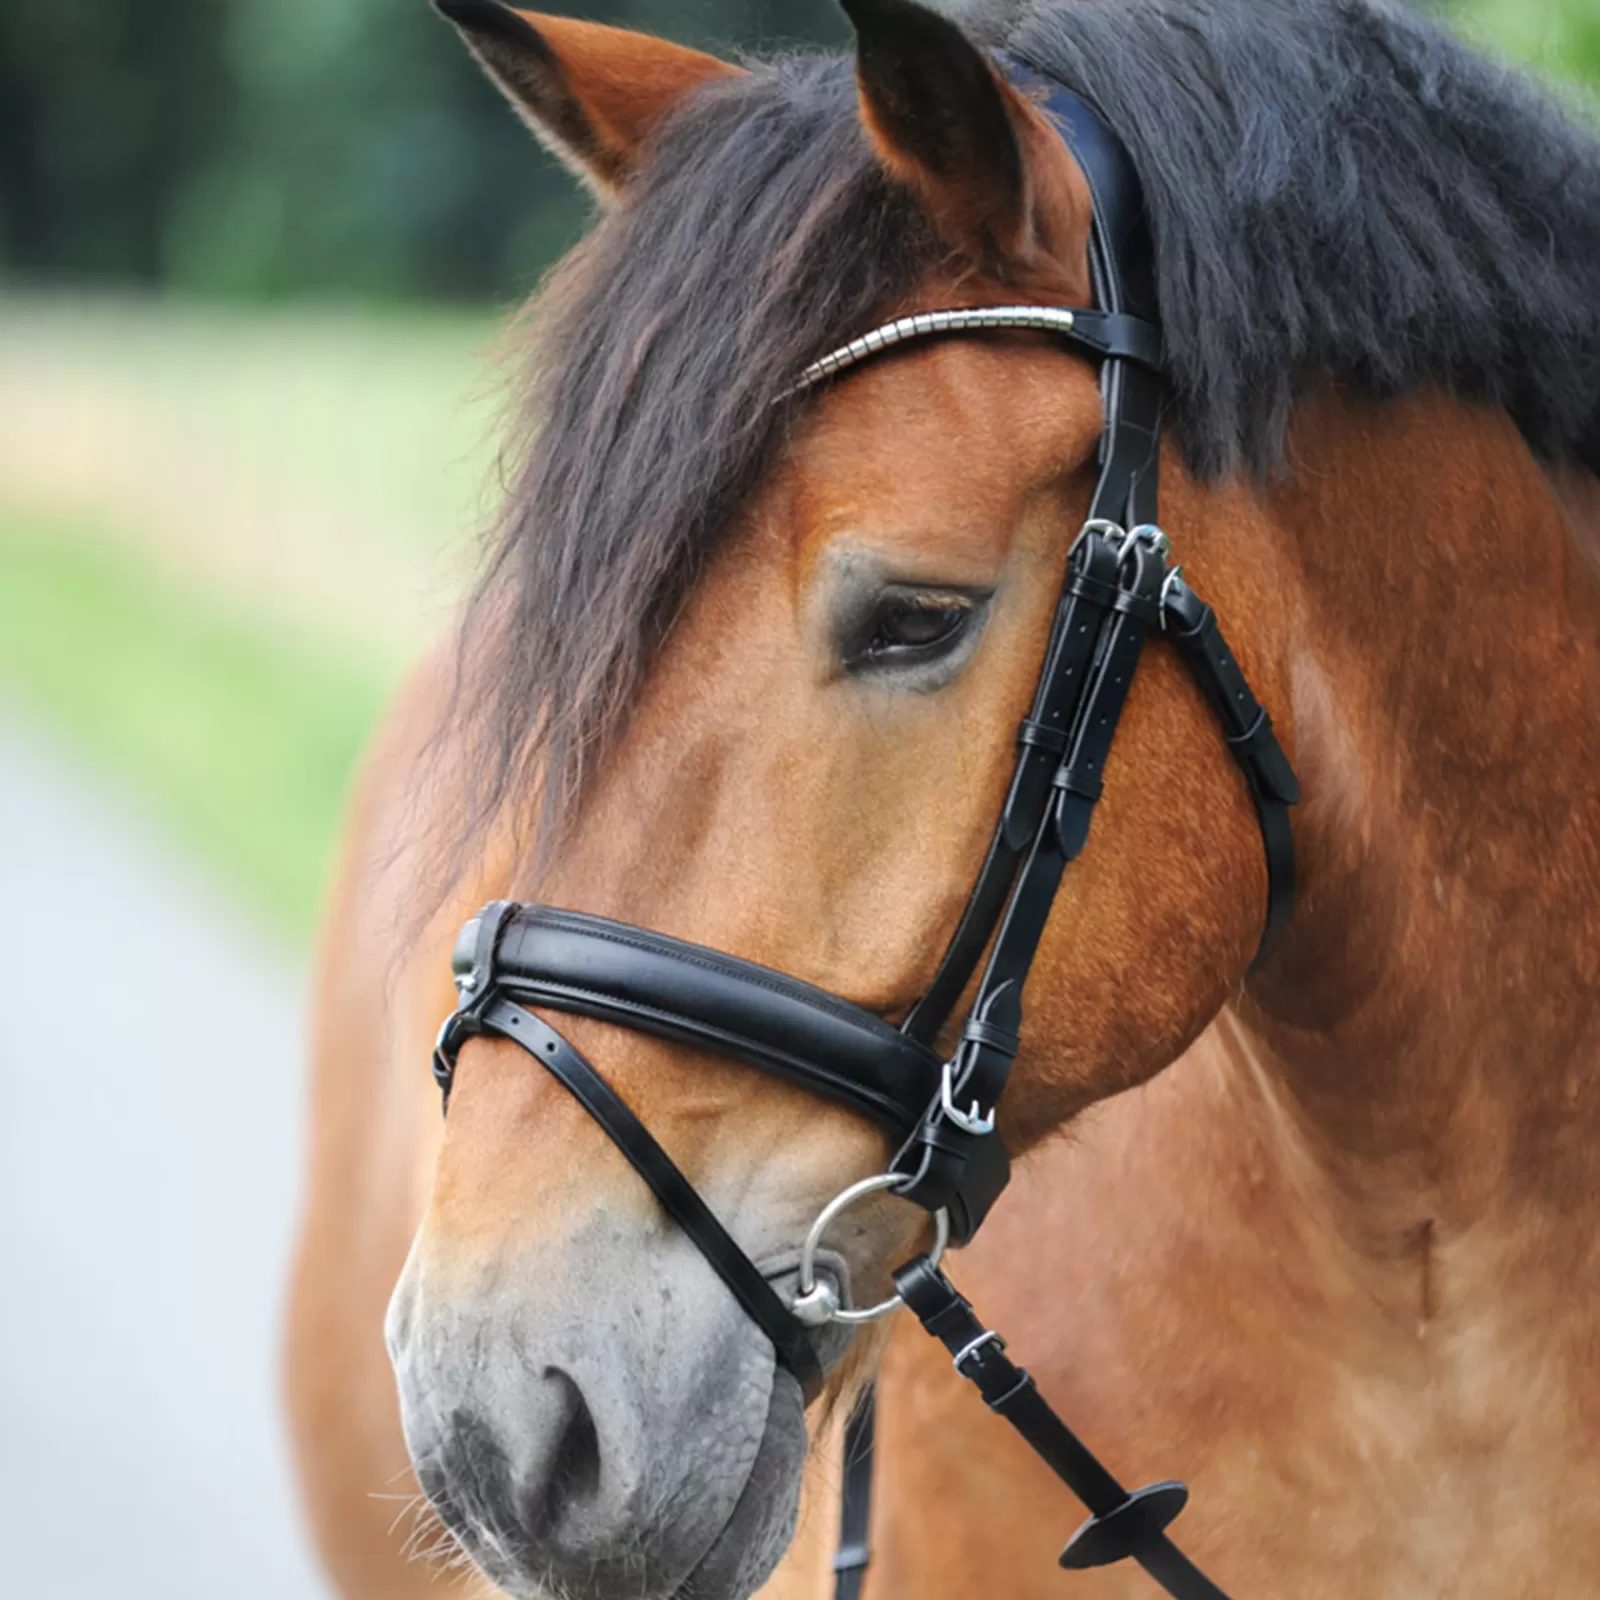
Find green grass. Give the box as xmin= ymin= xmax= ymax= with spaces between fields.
xmin=0 ymin=295 xmax=503 ymax=573
xmin=0 ymin=500 xmax=394 ymax=937
xmin=0 ymin=294 xmax=504 ymax=938
xmin=0 ymin=294 xmax=503 ymax=671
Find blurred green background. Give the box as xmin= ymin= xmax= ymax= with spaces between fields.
xmin=1 ymin=0 xmax=1595 ymax=939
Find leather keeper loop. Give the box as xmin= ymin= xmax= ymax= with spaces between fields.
xmin=1227 ymin=707 xmax=1300 ymax=806
xmin=833 ymin=1544 xmax=869 ymax=1575
xmin=1054 ymin=763 xmax=1104 ymax=801
xmin=962 ymin=1017 xmax=1021 ymax=1058
xmin=1110 ymin=589 xmax=1162 ymax=627
xmin=1069 ymin=570 xmax=1122 ymax=609
xmin=1160 ymin=581 xmax=1209 ymax=640
xmin=1017 ymin=717 xmax=1070 ymax=754
xmin=1226 ymin=705 xmax=1269 ymax=757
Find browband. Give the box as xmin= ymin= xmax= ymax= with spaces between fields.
xmin=793 ymin=305 xmax=1162 ymax=391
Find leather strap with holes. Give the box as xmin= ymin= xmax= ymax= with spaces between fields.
xmin=894 ymin=1255 xmax=1230 ymax=1600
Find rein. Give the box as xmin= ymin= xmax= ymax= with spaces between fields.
xmin=432 ymin=65 xmax=1297 ymax=1600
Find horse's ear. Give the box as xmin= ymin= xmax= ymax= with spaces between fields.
xmin=434 ymin=0 xmax=742 ymax=198
xmin=841 ymin=0 xmax=1090 ymax=285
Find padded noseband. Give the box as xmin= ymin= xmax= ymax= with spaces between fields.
xmin=455 ymin=906 xmax=945 ymax=1134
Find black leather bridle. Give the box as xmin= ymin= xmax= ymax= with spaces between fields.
xmin=432 ymin=65 xmax=1297 ymax=1600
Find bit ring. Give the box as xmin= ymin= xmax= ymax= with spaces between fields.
xmin=791 ymin=1173 xmax=950 ymax=1327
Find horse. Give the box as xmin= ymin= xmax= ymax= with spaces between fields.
xmin=283 ymin=0 xmax=1600 ymax=1595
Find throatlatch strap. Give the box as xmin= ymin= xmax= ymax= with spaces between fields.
xmin=832 ymin=1389 xmax=876 ymax=1600
xmin=1161 ymin=577 xmax=1299 ymax=965
xmin=893 ymin=1257 xmax=1231 ymax=1600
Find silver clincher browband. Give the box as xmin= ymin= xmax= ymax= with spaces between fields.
xmin=791 ymin=303 xmax=1165 ymax=396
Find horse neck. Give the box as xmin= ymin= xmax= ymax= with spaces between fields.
xmin=1237 ymin=388 xmax=1600 ymax=1231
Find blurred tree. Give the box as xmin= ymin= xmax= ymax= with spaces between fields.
xmin=1441 ymin=0 xmax=1600 ymax=96
xmin=0 ymin=0 xmax=846 ymax=301
xmin=0 ymin=0 xmax=231 ymax=281
xmin=0 ymin=0 xmax=1589 ymax=303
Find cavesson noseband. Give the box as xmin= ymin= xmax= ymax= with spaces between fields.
xmin=433 ymin=64 xmax=1296 ymax=1600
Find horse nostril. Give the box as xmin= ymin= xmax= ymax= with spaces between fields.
xmin=524 ymin=1368 xmax=603 ymax=1535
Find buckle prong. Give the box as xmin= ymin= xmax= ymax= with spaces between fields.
xmin=940 ymin=1058 xmax=997 ymax=1137
xmin=952 ymin=1329 xmax=1006 ymax=1375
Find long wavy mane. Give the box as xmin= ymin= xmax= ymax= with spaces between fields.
xmin=448 ymin=0 xmax=1600 ymax=863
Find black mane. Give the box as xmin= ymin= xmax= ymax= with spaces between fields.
xmin=457 ymin=0 xmax=1600 ymax=852
xmin=980 ymin=0 xmax=1600 ymax=478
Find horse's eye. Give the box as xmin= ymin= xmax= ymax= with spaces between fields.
xmin=836 ymin=583 xmax=991 ymax=685
xmin=864 ymin=597 xmax=974 ymax=661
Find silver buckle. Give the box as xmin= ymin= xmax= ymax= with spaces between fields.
xmin=940 ymin=1057 xmax=996 ymax=1137
xmin=951 ymin=1329 xmax=1006 ymax=1375
xmin=1124 ymin=522 xmax=1171 ymax=558
xmin=1069 ymin=517 xmax=1126 ymax=560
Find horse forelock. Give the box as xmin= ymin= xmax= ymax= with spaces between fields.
xmin=442 ymin=0 xmax=1600 ymax=880
xmin=437 ymin=55 xmax=935 ymax=875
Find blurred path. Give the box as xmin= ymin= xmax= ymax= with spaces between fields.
xmin=0 ymin=709 xmax=332 ymax=1599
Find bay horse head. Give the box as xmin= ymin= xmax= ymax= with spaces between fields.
xmin=388 ymin=2 xmax=1293 ymax=1592
xmin=378 ymin=1 xmax=1600 ymax=1597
